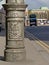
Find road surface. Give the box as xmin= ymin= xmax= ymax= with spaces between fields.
xmin=25 ymin=26 xmax=49 ymax=45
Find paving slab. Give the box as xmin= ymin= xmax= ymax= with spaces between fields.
xmin=0 ymin=36 xmax=49 ymax=65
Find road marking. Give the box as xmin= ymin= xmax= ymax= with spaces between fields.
xmin=25 ymin=31 xmax=49 ymax=53
xmin=33 ymin=35 xmax=49 ymax=49
xmin=34 ymin=40 xmax=49 ymax=53
xmin=33 ymin=35 xmax=49 ymax=48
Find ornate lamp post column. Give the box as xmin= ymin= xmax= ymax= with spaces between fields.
xmin=3 ymin=0 xmax=27 ymax=62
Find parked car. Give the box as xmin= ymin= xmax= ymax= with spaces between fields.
xmin=47 ymin=21 xmax=49 ymax=24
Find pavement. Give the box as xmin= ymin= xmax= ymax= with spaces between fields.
xmin=0 ymin=30 xmax=49 ymax=65
xmin=0 ymin=36 xmax=49 ymax=65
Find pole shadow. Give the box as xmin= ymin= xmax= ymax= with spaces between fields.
xmin=0 ymin=56 xmax=4 ymax=61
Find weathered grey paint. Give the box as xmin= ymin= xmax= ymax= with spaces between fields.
xmin=3 ymin=0 xmax=27 ymax=62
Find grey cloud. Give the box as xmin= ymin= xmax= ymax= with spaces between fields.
xmin=25 ymin=0 xmax=49 ymax=9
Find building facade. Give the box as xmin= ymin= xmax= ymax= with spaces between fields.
xmin=28 ymin=7 xmax=49 ymax=26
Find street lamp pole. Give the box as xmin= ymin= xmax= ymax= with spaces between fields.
xmin=3 ymin=0 xmax=27 ymax=62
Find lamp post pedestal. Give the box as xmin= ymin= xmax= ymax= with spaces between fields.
xmin=3 ymin=0 xmax=27 ymax=62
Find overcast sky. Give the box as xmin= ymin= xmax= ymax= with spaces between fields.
xmin=0 ymin=0 xmax=5 ymax=9
xmin=0 ymin=0 xmax=49 ymax=9
xmin=25 ymin=0 xmax=49 ymax=9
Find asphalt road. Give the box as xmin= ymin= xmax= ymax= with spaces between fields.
xmin=25 ymin=26 xmax=49 ymax=45
xmin=0 ymin=26 xmax=49 ymax=46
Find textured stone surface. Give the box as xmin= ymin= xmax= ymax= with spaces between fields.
xmin=4 ymin=49 xmax=26 ymax=62
xmin=3 ymin=0 xmax=27 ymax=62
xmin=6 ymin=0 xmax=16 ymax=3
xmin=17 ymin=0 xmax=24 ymax=4
xmin=6 ymin=0 xmax=24 ymax=4
xmin=7 ymin=21 xmax=24 ymax=40
xmin=7 ymin=11 xmax=25 ymax=17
